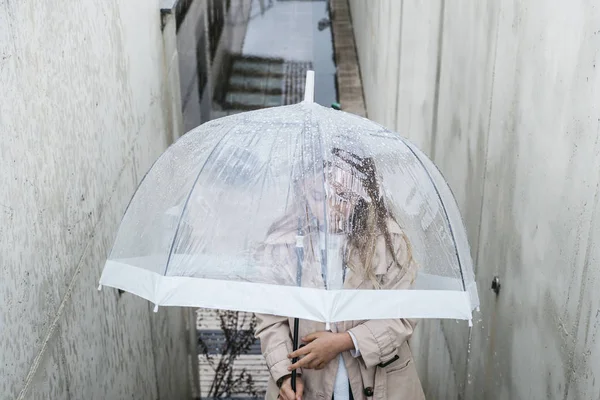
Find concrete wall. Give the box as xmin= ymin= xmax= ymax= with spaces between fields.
xmin=177 ymin=0 xmax=251 ymax=130
xmin=0 ymin=0 xmax=191 ymax=399
xmin=349 ymin=0 xmax=600 ymax=399
xmin=178 ymin=0 xmax=211 ymax=131
xmin=208 ymin=0 xmax=252 ymax=114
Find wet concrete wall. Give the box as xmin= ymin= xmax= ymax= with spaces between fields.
xmin=0 ymin=0 xmax=191 ymax=398
xmin=177 ymin=0 xmax=252 ymax=130
xmin=349 ymin=0 xmax=600 ymax=399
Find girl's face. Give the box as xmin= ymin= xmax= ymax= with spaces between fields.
xmin=304 ymin=163 xmax=370 ymax=233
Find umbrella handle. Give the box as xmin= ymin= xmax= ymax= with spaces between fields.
xmin=291 ymin=317 xmax=300 ymax=392
xmin=292 ymin=218 xmax=304 ymax=392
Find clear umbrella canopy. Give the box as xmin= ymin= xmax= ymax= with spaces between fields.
xmin=99 ymin=74 xmax=479 ymax=324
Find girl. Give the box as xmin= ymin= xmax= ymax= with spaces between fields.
xmin=255 ymin=149 xmax=425 ymax=400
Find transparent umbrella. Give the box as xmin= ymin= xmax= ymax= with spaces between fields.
xmin=98 ymin=72 xmax=479 ymax=327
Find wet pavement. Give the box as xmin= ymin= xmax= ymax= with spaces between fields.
xmin=215 ymin=0 xmax=337 ymax=116
xmin=242 ymin=0 xmax=337 ymax=106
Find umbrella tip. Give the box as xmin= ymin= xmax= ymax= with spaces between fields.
xmin=153 ymin=304 xmax=159 ymax=313
xmin=304 ymin=70 xmax=315 ymax=103
xmin=97 ymin=284 xmax=102 ymax=291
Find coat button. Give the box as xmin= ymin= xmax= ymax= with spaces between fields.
xmin=363 ymin=387 xmax=374 ymax=397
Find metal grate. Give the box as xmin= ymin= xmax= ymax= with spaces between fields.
xmin=198 ymin=330 xmax=262 ymax=355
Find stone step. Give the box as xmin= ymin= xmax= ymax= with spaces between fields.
xmin=224 ymin=91 xmax=283 ymax=109
xmin=231 ymin=59 xmax=285 ymax=78
xmin=198 ymin=329 xmax=262 ymax=355
xmin=198 ymin=354 xmax=269 ymax=397
xmin=227 ymin=74 xmax=283 ymax=95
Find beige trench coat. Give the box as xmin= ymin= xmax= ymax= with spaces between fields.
xmin=255 ymin=219 xmax=426 ymax=400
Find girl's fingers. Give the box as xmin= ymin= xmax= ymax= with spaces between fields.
xmin=288 ymin=344 xmax=311 ymax=359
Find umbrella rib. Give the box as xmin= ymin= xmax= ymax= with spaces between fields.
xmin=284 ymin=117 xmax=303 ymax=212
xmin=162 ymin=124 xmax=237 ymax=276
xmin=106 ymin=134 xmax=181 ymax=260
xmin=396 ymin=136 xmax=467 ymax=292
xmin=314 ymin=110 xmax=331 ymax=289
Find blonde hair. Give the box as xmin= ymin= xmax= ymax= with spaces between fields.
xmin=345 ymin=202 xmax=416 ymax=289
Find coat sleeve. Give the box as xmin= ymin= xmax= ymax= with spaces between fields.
xmin=348 ymin=232 xmax=418 ymax=369
xmin=254 ymin=313 xmax=301 ymax=384
xmin=253 ymin=242 xmax=301 ymax=383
